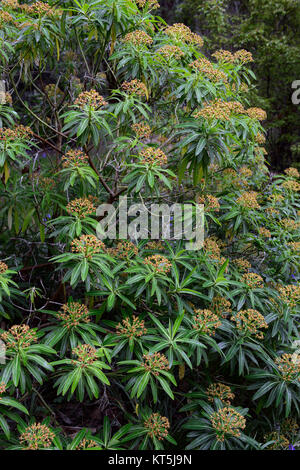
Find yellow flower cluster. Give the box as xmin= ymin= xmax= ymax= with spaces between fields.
xmin=56 ymin=302 xmax=90 ymax=329
xmin=264 ymin=432 xmax=289 ymax=450
xmin=145 ymin=255 xmax=172 ymax=273
xmin=20 ymin=423 xmax=55 ymax=450
xmin=282 ymin=180 xmax=300 ymax=192
xmin=236 ymin=191 xmax=261 ymax=209
xmin=288 ymin=241 xmax=300 ymax=252
xmin=1 ymin=0 xmax=20 ymax=8
xmin=72 ymin=344 xmax=98 ymax=366
xmin=71 ymin=235 xmax=105 ymax=258
xmin=210 ymin=407 xmax=246 ymax=441
xmin=135 ymin=0 xmax=160 ymax=9
xmin=116 ymin=315 xmax=147 ymax=339
xmin=0 ymin=125 xmax=33 ymax=141
xmin=106 ymin=240 xmax=138 ymax=259
xmin=280 ymin=218 xmax=300 ymax=231
xmin=212 ymin=49 xmax=253 ymax=64
xmin=144 ymin=413 xmax=170 ymax=440
xmin=197 ymin=194 xmax=220 ymax=212
xmin=258 ymin=227 xmax=271 ymax=238
xmin=122 ymin=79 xmax=148 ymax=97
xmin=131 ymin=121 xmax=151 ymax=139
xmin=62 ymin=150 xmax=89 ymax=168
xmin=164 ymin=23 xmax=203 ymax=46
xmin=189 ymin=58 xmax=228 ymax=83
xmin=277 ymin=284 xmax=300 ymax=309
xmin=192 ymin=309 xmax=222 ymax=336
xmin=74 ymin=90 xmax=107 ymax=109
xmin=157 ymin=45 xmax=184 ymax=60
xmin=195 ymin=99 xmax=245 ymax=121
xmin=76 ymin=439 xmax=98 ymax=450
xmin=240 ymin=166 xmax=253 ymax=179
xmin=25 ymin=1 xmax=59 ymax=17
xmin=141 ymin=352 xmax=170 ymax=375
xmin=0 ymin=382 xmax=6 ymax=396
xmin=139 ymin=147 xmax=168 ymax=166
xmin=241 ymin=273 xmax=264 ymax=289
xmin=145 ymin=240 xmax=165 ymax=250
xmin=212 ymin=296 xmax=232 ymax=318
xmin=0 ymin=261 xmax=8 ymax=274
xmin=66 ymin=197 xmax=96 ymax=219
xmin=123 ymin=30 xmax=153 ymax=46
xmin=284 ymin=167 xmax=299 ymax=178
xmin=233 ymin=258 xmax=251 ymax=272
xmin=246 ymin=107 xmax=267 ymax=121
xmin=231 ymin=309 xmax=268 ymax=339
xmin=275 ymin=354 xmax=300 ymax=382
xmin=206 ymin=383 xmax=235 ymax=405
xmin=1 ymin=325 xmax=37 ymax=350
xmin=255 ymin=132 xmax=266 ymax=145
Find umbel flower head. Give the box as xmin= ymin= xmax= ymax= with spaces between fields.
xmin=212 ymin=49 xmax=253 ymax=64
xmin=189 ymin=58 xmax=228 ymax=83
xmin=76 ymin=438 xmax=98 ymax=450
xmin=210 ymin=407 xmax=246 ymax=442
xmin=241 ymin=273 xmax=264 ymax=289
xmin=194 ymin=98 xmax=245 ymax=121
xmin=56 ymin=302 xmax=90 ymax=329
xmin=192 ymin=309 xmax=222 ymax=336
xmin=123 ymin=30 xmax=153 ymax=46
xmin=275 ymin=354 xmax=300 ymax=382
xmin=0 ymin=125 xmax=33 ymax=141
xmin=212 ymin=296 xmax=232 ymax=318
xmin=131 ymin=121 xmax=151 ymax=139
xmin=206 ymin=383 xmax=235 ymax=405
xmin=0 ymin=382 xmax=6 ymax=398
xmin=236 ymin=191 xmax=261 ymax=209
xmin=282 ymin=180 xmax=300 ymax=192
xmin=141 ymin=352 xmax=170 ymax=376
xmin=19 ymin=423 xmax=55 ymax=450
xmin=66 ymin=198 xmax=96 ymax=219
xmin=139 ymin=147 xmax=168 ymax=166
xmin=264 ymin=432 xmax=289 ymax=450
xmin=116 ymin=315 xmax=147 ymax=339
xmin=1 ymin=325 xmax=37 ymax=350
xmin=106 ymin=240 xmax=138 ymax=259
xmin=284 ymin=167 xmax=300 ymax=178
xmin=280 ymin=218 xmax=300 ymax=231
xmin=258 ymin=227 xmax=271 ymax=238
xmin=72 ymin=344 xmax=98 ymax=367
xmin=71 ymin=235 xmax=105 ymax=259
xmin=233 ymin=258 xmax=251 ymax=273
xmin=135 ymin=0 xmax=160 ymax=9
xmin=0 ymin=261 xmax=8 ymax=274
xmin=197 ymin=194 xmax=220 ymax=212
xmin=122 ymin=79 xmax=148 ymax=97
xmin=62 ymin=150 xmax=89 ymax=168
xmin=144 ymin=413 xmax=170 ymax=440
xmin=277 ymin=284 xmax=300 ymax=309
xmin=157 ymin=45 xmax=184 ymax=60
xmin=231 ymin=309 xmax=268 ymax=339
xmin=164 ymin=23 xmax=203 ymax=46
xmin=74 ymin=90 xmax=107 ymax=109
xmin=246 ymin=107 xmax=267 ymax=121
xmin=144 ymin=255 xmax=172 ymax=273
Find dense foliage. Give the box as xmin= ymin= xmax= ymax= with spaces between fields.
xmin=160 ymin=0 xmax=300 ymax=170
xmin=0 ymin=0 xmax=299 ymax=451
